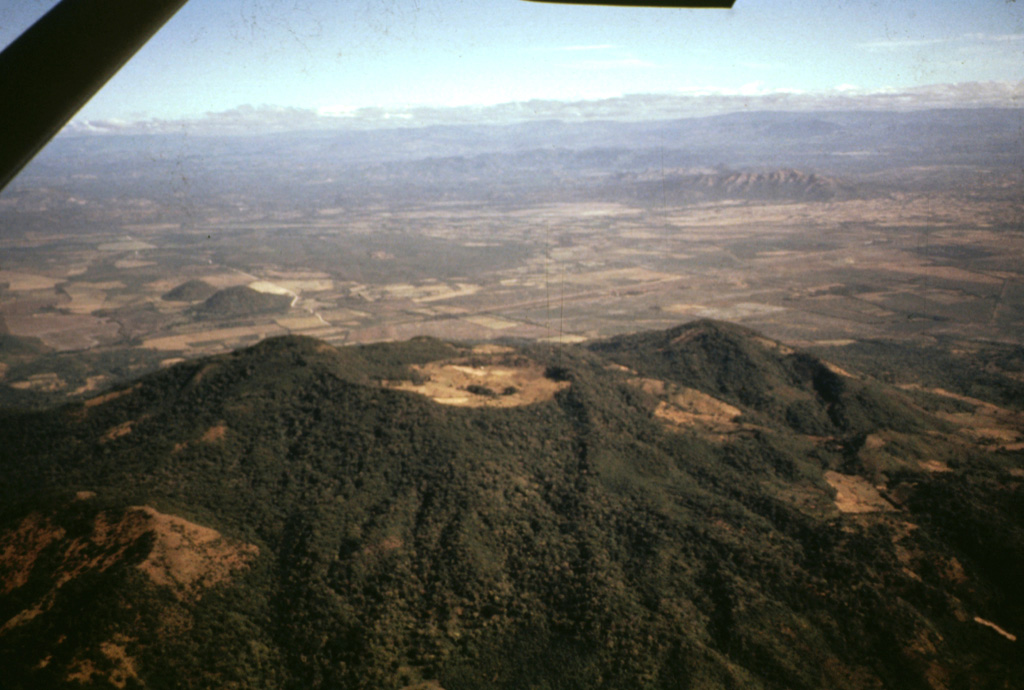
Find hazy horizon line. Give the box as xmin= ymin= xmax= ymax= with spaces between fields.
xmin=63 ymin=80 xmax=1023 ymax=137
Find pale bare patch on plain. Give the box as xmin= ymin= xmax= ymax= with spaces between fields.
xmin=694 ymin=303 xmax=786 ymax=321
xmin=248 ymin=280 xmax=297 ymax=297
xmin=472 ymin=344 xmax=515 ymax=355
xmin=874 ymin=262 xmax=1002 ymax=286
xmin=275 ymin=278 xmax=334 ymax=293
xmin=811 ymin=339 xmax=858 ymax=347
xmin=415 ymin=282 xmax=480 ymax=303
xmin=189 ymin=272 xmax=255 ymax=289
xmin=386 ymin=356 xmax=568 ymax=408
xmin=62 ymin=282 xmax=122 ymax=315
xmin=663 ymin=303 xmax=706 ymax=315
xmin=75 ymin=491 xmax=96 ymax=501
xmin=3 ymin=312 xmax=119 ymax=351
xmin=536 ymin=334 xmax=588 ymax=344
xmin=0 ymin=270 xmax=61 ymax=291
xmin=113 ymin=259 xmax=155 ymax=269
xmin=276 ymin=315 xmax=330 ymax=331
xmin=464 ymin=315 xmax=520 ymax=330
xmin=562 ymin=267 xmax=679 ymax=287
xmin=142 ymin=323 xmax=288 ymax=351
xmin=824 ymin=471 xmax=896 ymax=513
xmin=97 ymin=239 xmax=156 ymax=252
xmin=973 ymin=617 xmax=1017 ymax=642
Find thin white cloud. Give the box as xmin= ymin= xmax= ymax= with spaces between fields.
xmin=63 ymin=81 xmax=1024 ymax=136
xmin=860 ymin=32 xmax=1024 ymax=51
xmin=568 ymin=57 xmax=658 ymax=70
xmin=962 ymin=32 xmax=1024 ymax=43
xmin=858 ymin=37 xmax=949 ymax=50
xmin=738 ymin=60 xmax=780 ymax=70
xmin=555 ymin=44 xmax=619 ymax=52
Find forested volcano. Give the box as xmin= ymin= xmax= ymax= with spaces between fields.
xmin=1 ymin=320 xmax=1021 ymax=689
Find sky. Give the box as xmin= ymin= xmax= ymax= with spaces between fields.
xmin=1 ymin=0 xmax=1022 ymax=130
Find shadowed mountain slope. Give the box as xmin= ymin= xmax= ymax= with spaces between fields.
xmin=191 ymin=285 xmax=293 ymax=319
xmin=161 ymin=279 xmax=217 ymax=303
xmin=0 ymin=322 xmax=1021 ymax=689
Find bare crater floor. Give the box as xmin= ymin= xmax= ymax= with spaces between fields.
xmin=385 ymin=347 xmax=570 ymax=407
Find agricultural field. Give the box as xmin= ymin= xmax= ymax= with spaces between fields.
xmin=3 ymin=183 xmax=1022 ymax=407
xmin=1 ymin=110 xmax=1022 ymax=407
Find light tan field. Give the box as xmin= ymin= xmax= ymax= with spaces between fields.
xmin=349 ymin=282 xmax=480 ymax=303
xmin=464 ymin=315 xmax=520 ymax=330
xmin=199 ymin=272 xmax=258 ymax=288
xmin=113 ymin=259 xmax=156 ymax=269
xmin=142 ymin=324 xmax=288 ymax=351
xmin=2 ymin=179 xmax=1022 ymax=404
xmin=97 ymin=239 xmax=156 ymax=252
xmin=536 ymin=334 xmax=588 ymax=344
xmin=275 ymin=315 xmax=330 ymax=331
xmin=385 ymin=352 xmax=568 ymax=407
xmin=3 ymin=313 xmax=120 ymax=351
xmin=869 ymin=262 xmax=1003 ymax=285
xmin=62 ymin=284 xmax=115 ymax=315
xmin=248 ymin=280 xmax=296 ymax=297
xmin=0 ymin=270 xmax=62 ymax=291
xmin=276 ymin=279 xmax=334 ymax=292
xmin=415 ymin=283 xmax=481 ymax=303
xmin=562 ymin=267 xmax=679 ymax=286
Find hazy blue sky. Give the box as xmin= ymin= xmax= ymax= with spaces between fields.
xmin=2 ymin=0 xmax=1022 ymax=124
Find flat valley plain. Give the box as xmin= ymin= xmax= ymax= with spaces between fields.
xmin=1 ymin=109 xmax=1022 ymax=405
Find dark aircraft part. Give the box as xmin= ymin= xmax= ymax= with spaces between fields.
xmin=525 ymin=1 xmax=734 ymax=7
xmin=0 ymin=0 xmax=190 ymax=192
xmin=0 ymin=0 xmax=732 ymax=193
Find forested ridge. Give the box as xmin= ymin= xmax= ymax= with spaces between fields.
xmin=1 ymin=321 xmax=1021 ymax=689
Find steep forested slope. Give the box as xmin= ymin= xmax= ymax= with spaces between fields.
xmin=0 ymin=321 xmax=1021 ymax=689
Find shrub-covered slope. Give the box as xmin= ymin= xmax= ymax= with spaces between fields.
xmin=0 ymin=321 xmax=1021 ymax=689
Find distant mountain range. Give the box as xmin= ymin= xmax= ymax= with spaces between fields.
xmin=6 ymin=107 xmax=1017 ymax=214
xmin=2 ymin=320 xmax=1021 ymax=689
